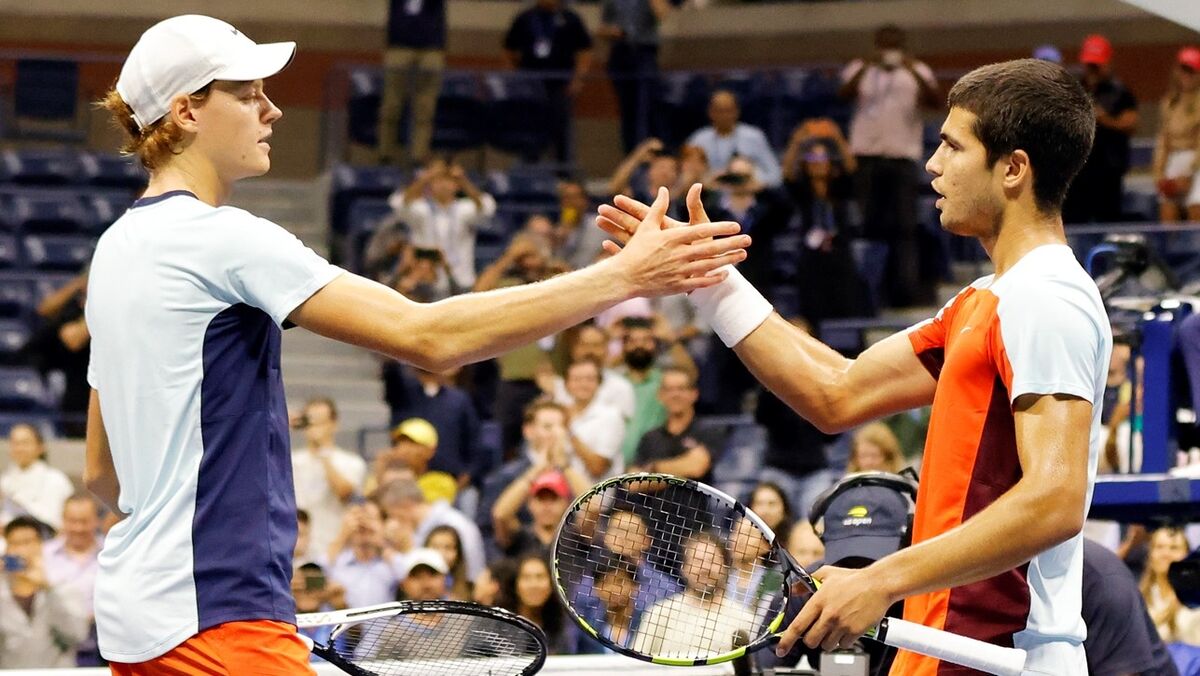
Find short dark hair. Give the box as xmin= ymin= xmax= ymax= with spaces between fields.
xmin=522 ymin=398 xmax=568 ymax=425
xmin=946 ymin=59 xmax=1094 ymax=213
xmin=4 ymin=515 xmax=44 ymax=539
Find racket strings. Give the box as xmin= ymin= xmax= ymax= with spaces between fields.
xmin=556 ymin=477 xmax=788 ymax=660
xmin=328 ymin=612 xmax=543 ymax=676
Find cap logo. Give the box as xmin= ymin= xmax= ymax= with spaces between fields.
xmin=843 ymin=505 xmax=872 ymax=527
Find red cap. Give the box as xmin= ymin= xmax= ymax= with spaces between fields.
xmin=1179 ymin=47 xmax=1200 ymax=71
xmin=529 ymin=470 xmax=571 ymax=499
xmin=1080 ymin=35 xmax=1113 ymax=66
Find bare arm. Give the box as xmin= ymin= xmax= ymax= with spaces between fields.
xmin=569 ymin=431 xmax=612 ymax=478
xmin=1098 ymin=107 xmax=1139 ymax=135
xmin=905 ymin=58 xmax=941 ymax=109
xmin=38 ymin=274 xmax=87 ymax=319
xmin=838 ymin=61 xmax=868 ymax=101
xmin=492 ymin=462 xmax=544 ymax=548
xmin=649 ymin=0 xmax=673 ymax=20
xmin=608 ymin=139 xmax=662 ymax=196
xmin=319 ymin=455 xmax=357 ymax=501
xmin=780 ymin=393 xmax=1093 ymax=652
xmin=83 ymin=389 xmax=124 ymax=518
xmin=734 ymin=317 xmax=936 ymax=433
xmin=647 ymin=445 xmax=710 ymax=479
xmin=290 ymin=190 xmax=749 ymax=373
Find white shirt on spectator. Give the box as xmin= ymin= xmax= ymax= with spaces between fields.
xmin=553 ymin=369 xmax=636 ymax=422
xmin=567 ymin=398 xmax=626 ymax=480
xmin=292 ymin=446 xmax=368 ymax=559
xmin=632 ymin=592 xmax=757 ymax=659
xmin=412 ymin=500 xmax=486 ymax=581
xmin=0 ymin=460 xmax=74 ymax=531
xmin=43 ymin=536 xmax=100 ymax=617
xmin=390 ymin=192 xmax=497 ymax=290
xmin=329 ymin=549 xmax=400 ymax=609
xmin=0 ymin=575 xmax=89 ymax=668
xmin=842 ymin=59 xmax=937 ymax=161
xmin=685 ymin=123 xmax=783 ymax=187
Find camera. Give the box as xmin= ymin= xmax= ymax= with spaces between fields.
xmin=2 ymin=554 xmax=26 ymax=572
xmin=291 ymin=414 xmax=310 ymax=430
xmin=413 ymin=247 xmax=443 ymax=262
xmin=304 ymin=572 xmax=326 ymax=592
xmin=716 ymin=172 xmax=750 ymax=187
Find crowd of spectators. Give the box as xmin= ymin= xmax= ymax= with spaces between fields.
xmin=4 ymin=4 xmax=1200 ymax=668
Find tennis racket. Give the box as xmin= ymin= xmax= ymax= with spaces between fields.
xmin=551 ymin=473 xmax=1027 ymax=676
xmin=295 ymin=600 xmax=547 ymax=676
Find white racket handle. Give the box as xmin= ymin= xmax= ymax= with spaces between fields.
xmin=876 ymin=617 xmax=1027 ymax=676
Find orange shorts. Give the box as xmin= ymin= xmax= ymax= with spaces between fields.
xmin=109 ymin=619 xmax=315 ymax=676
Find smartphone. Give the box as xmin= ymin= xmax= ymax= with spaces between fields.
xmin=2 ymin=554 xmax=26 ymax=572
xmin=304 ymin=573 xmax=326 ymax=592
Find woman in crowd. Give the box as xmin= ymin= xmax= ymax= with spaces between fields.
xmin=1152 ymin=47 xmax=1200 ymax=223
xmin=748 ymin=482 xmax=794 ymax=549
xmin=1139 ymin=527 xmax=1200 ymax=644
xmin=846 ymin=422 xmax=905 ymax=474
xmin=473 ymin=558 xmax=517 ymax=608
xmin=500 ymin=554 xmax=579 ymax=654
xmin=0 ymin=423 xmax=74 ymax=531
xmin=424 ymin=525 xmax=471 ymax=601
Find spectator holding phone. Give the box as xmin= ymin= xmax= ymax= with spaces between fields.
xmin=388 ymin=157 xmax=496 ymax=291
xmin=0 ymin=515 xmax=89 ymax=667
xmin=291 ymin=398 xmax=368 ymax=559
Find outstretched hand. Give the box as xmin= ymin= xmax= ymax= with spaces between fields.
xmin=606 ymin=186 xmax=749 ymax=297
xmin=597 ymin=183 xmax=715 ymax=254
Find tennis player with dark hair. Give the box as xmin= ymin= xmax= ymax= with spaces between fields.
xmin=84 ymin=14 xmax=748 ymax=674
xmin=601 ymin=58 xmax=1110 ymax=674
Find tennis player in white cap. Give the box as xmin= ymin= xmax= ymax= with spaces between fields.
xmin=85 ymin=15 xmax=748 ymax=673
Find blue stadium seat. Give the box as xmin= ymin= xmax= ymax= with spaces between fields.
xmin=714 ymin=71 xmax=777 ymax=147
xmin=345 ymin=196 xmax=394 ymax=272
xmin=0 ymin=235 xmax=20 ymax=269
xmin=22 ymin=234 xmax=94 ymax=271
xmin=1121 ymin=189 xmax=1157 ymax=222
xmin=84 ymin=189 xmax=136 ymax=233
xmin=483 ymin=74 xmax=554 ymax=159
xmin=10 ymin=59 xmax=85 ymax=142
xmin=710 ymin=417 xmax=766 ymax=499
xmin=488 ymin=166 xmax=560 ymax=206
xmin=850 ymin=239 xmax=888 ymax=314
xmin=0 ymin=413 xmax=54 ymax=437
xmin=6 ymin=188 xmax=92 ymax=233
xmin=0 ymin=277 xmax=35 ymax=318
xmin=655 ymin=72 xmax=712 ymax=150
xmin=346 ymin=67 xmax=385 ymax=147
xmin=79 ymin=153 xmax=147 ymax=189
xmin=0 ymin=367 xmax=50 ymax=411
xmin=431 ymin=74 xmax=487 ymax=152
xmin=329 ymin=164 xmax=408 ymax=235
xmin=0 ymin=319 xmax=32 ymax=362
xmin=0 ymin=148 xmax=80 ymax=185
xmin=776 ymin=68 xmax=851 ymax=145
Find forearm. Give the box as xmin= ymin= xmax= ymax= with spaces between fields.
xmin=492 ymin=468 xmax=538 ymax=540
xmin=574 ymin=51 xmax=593 ymax=80
xmin=84 ymin=390 xmax=124 ymax=517
xmin=609 ymin=154 xmax=644 ymax=196
xmin=649 ymin=0 xmax=672 ymax=20
xmin=571 ymin=436 xmax=611 ymax=478
xmin=323 ymin=462 xmax=357 ymax=501
xmin=869 ymin=478 xmax=1084 ymax=604
xmin=649 ymin=447 xmax=709 ymax=479
xmin=563 ymin=456 xmax=599 ymax=493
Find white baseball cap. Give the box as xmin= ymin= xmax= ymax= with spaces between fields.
xmin=399 ymin=548 xmax=449 ymax=577
xmin=117 ymin=15 xmax=296 ymax=129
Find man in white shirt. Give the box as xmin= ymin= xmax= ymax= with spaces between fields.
xmin=839 ymin=23 xmax=940 ymax=308
xmin=291 ymin=398 xmax=368 ymax=558
xmin=388 ymin=158 xmax=497 ymax=291
xmin=685 ymin=91 xmax=782 ymax=188
xmin=562 ymin=357 xmax=625 ymax=480
xmin=43 ymin=494 xmax=103 ymax=664
xmin=553 ymin=323 xmax=636 ymax=421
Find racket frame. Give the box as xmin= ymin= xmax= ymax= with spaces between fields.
xmin=296 ymin=599 xmax=549 ymax=676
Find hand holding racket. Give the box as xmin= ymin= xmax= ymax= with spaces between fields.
xmin=295 ymin=600 xmax=547 ymax=676
xmin=552 ymin=473 xmax=1027 ymax=676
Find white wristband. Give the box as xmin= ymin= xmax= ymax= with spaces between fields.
xmin=688 ymin=266 xmax=773 ymax=348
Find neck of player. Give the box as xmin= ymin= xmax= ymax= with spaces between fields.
xmin=143 ymin=154 xmax=232 ymax=207
xmin=981 ymin=203 xmax=1066 ymax=277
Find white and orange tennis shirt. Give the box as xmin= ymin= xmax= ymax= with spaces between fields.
xmin=896 ymin=244 xmax=1111 ymax=676
xmin=85 ymin=191 xmax=343 ymax=663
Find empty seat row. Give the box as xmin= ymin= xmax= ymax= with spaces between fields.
xmin=0 ymin=234 xmax=94 ymax=272
xmin=0 ymin=272 xmax=77 ymax=319
xmin=0 ymin=149 xmax=147 ymax=189
xmin=0 ymin=186 xmax=135 ymax=235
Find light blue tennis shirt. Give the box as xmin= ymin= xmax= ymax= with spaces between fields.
xmin=85 ymin=190 xmax=343 ymax=662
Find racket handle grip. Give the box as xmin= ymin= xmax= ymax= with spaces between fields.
xmin=876 ymin=617 xmax=1027 ymax=676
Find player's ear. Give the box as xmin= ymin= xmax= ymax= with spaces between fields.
xmin=1001 ymin=149 xmax=1032 ymax=194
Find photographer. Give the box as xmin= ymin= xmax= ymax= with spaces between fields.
xmin=391 ymin=245 xmax=458 ymax=302
xmin=290 ymin=398 xmax=368 ymax=558
xmin=709 ymin=156 xmax=792 ymax=291
xmin=388 ymin=157 xmax=496 ymax=291
xmin=0 ymin=516 xmax=89 ymax=667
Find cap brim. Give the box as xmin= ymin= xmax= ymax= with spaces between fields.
xmin=213 ymin=41 xmax=296 ymax=82
xmin=824 ymin=534 xmax=901 ymax=565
